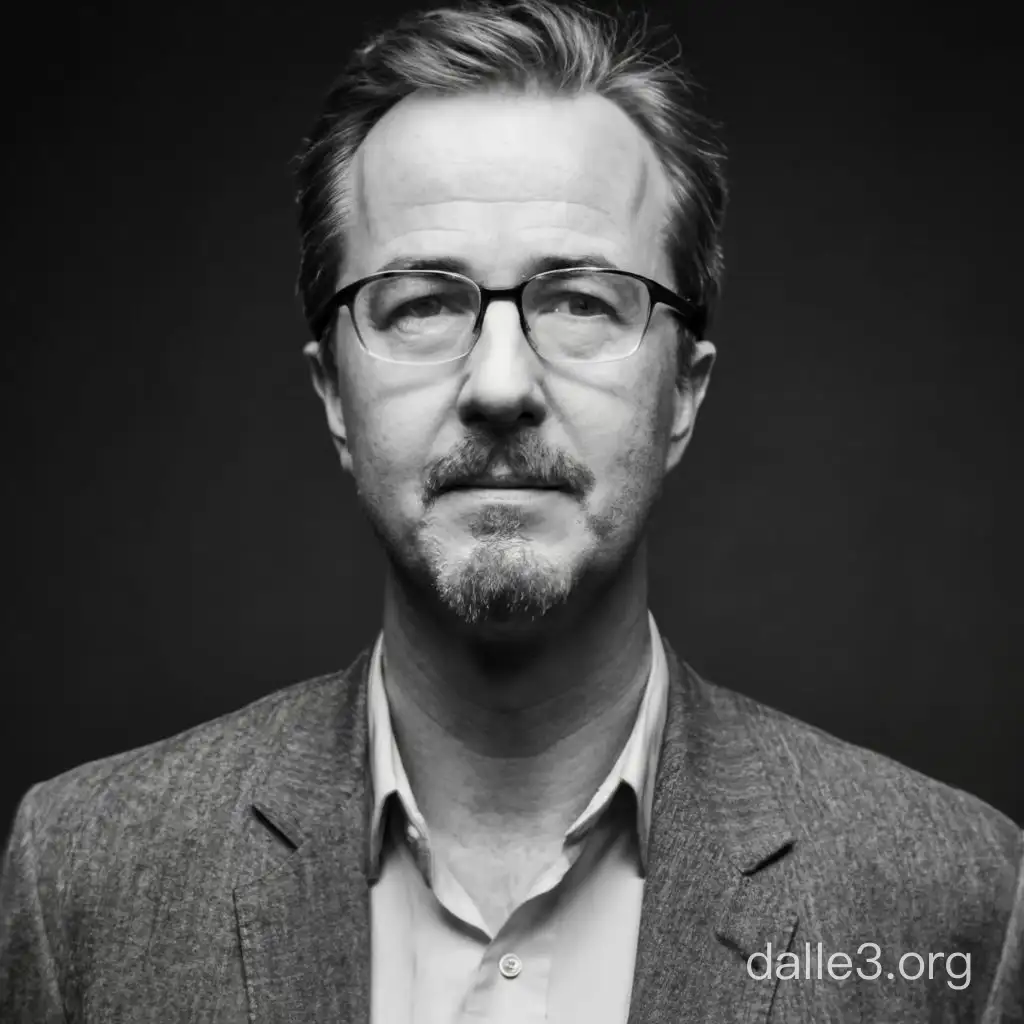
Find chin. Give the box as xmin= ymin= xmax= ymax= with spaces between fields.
xmin=430 ymin=541 xmax=579 ymax=628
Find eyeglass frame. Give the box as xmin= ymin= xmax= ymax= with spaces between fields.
xmin=310 ymin=265 xmax=707 ymax=365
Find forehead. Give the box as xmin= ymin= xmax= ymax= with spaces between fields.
xmin=346 ymin=89 xmax=672 ymax=281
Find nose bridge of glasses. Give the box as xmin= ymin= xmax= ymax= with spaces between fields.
xmin=473 ymin=282 xmax=532 ymax=336
xmin=467 ymin=283 xmax=536 ymax=360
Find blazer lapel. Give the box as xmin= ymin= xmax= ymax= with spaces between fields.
xmin=232 ymin=653 xmax=374 ymax=1024
xmin=228 ymin=638 xmax=799 ymax=1024
xmin=627 ymin=644 xmax=799 ymax=1024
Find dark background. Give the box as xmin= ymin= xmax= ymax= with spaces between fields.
xmin=2 ymin=0 xmax=1021 ymax=838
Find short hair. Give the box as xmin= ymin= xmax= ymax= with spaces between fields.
xmin=295 ymin=0 xmax=728 ymax=362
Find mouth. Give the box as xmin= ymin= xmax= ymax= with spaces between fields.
xmin=445 ymin=479 xmax=567 ymax=491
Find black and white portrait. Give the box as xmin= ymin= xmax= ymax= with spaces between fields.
xmin=2 ymin=1 xmax=1021 ymax=1021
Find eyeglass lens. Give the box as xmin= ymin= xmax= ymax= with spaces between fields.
xmin=352 ymin=270 xmax=650 ymax=363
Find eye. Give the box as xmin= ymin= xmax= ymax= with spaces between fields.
xmin=549 ymin=291 xmax=615 ymax=317
xmin=384 ymin=289 xmax=474 ymax=330
xmin=396 ymin=296 xmax=447 ymax=319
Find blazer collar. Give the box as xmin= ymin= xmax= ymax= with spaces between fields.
xmin=232 ymin=655 xmax=373 ymax=1024
xmin=626 ymin=642 xmax=798 ymax=1023
xmin=234 ymin=639 xmax=798 ymax=1024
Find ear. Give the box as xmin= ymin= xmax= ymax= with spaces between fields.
xmin=303 ymin=339 xmax=353 ymax=473
xmin=665 ymin=338 xmax=716 ymax=474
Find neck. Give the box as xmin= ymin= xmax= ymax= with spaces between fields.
xmin=379 ymin=543 xmax=653 ymax=839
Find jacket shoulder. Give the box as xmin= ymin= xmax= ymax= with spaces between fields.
xmin=694 ymin=672 xmax=1022 ymax=866
xmin=688 ymin=673 xmax=1024 ymax=1019
xmin=10 ymin=662 xmax=361 ymax=882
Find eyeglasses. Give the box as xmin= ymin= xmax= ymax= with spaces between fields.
xmin=311 ymin=267 xmax=705 ymax=365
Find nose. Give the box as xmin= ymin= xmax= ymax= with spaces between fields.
xmin=455 ymin=298 xmax=546 ymax=430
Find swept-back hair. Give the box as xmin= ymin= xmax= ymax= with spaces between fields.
xmin=295 ymin=0 xmax=727 ymax=356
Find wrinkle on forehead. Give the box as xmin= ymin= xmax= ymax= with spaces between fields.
xmin=367 ymin=199 xmax=623 ymax=241
xmin=348 ymin=90 xmax=670 ymax=269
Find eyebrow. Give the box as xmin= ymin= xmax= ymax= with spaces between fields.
xmin=374 ymin=253 xmax=623 ymax=276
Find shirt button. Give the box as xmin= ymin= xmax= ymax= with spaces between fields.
xmin=405 ymin=824 xmax=417 ymax=843
xmin=499 ymin=953 xmax=522 ymax=979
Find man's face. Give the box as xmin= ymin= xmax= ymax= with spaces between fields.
xmin=308 ymin=89 xmax=714 ymax=630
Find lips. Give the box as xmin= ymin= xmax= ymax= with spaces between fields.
xmin=447 ymin=478 xmax=564 ymax=490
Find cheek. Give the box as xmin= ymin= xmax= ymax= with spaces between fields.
xmin=608 ymin=416 xmax=667 ymax=498
xmin=572 ymin=380 xmax=669 ymax=495
xmin=345 ymin=390 xmax=431 ymax=513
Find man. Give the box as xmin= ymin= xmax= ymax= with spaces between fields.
xmin=2 ymin=0 xmax=1021 ymax=1020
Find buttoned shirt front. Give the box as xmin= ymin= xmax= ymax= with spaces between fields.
xmin=367 ymin=611 xmax=670 ymax=1024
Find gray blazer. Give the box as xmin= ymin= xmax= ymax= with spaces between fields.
xmin=2 ymin=641 xmax=1022 ymax=1022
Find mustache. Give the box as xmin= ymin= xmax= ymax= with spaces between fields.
xmin=424 ymin=433 xmax=594 ymax=499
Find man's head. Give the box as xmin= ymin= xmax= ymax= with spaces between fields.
xmin=298 ymin=0 xmax=726 ymax=633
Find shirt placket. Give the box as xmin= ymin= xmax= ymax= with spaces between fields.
xmin=457 ymin=894 xmax=556 ymax=1023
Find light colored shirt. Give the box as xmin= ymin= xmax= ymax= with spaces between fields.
xmin=367 ymin=611 xmax=670 ymax=1024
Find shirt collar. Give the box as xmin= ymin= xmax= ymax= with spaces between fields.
xmin=366 ymin=611 xmax=670 ymax=881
